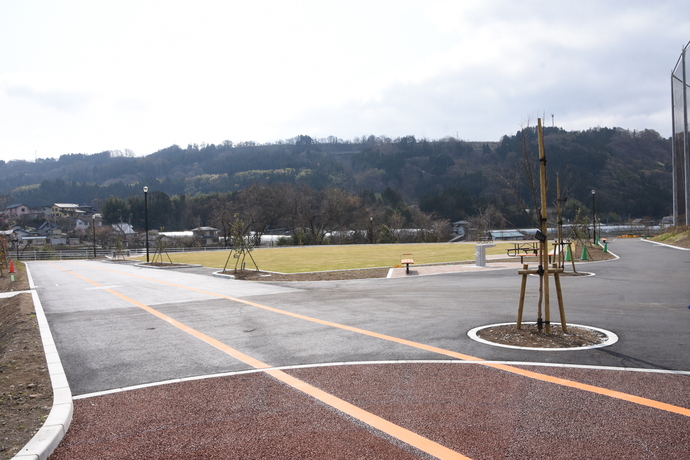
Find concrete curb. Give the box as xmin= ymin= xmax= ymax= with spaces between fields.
xmin=134 ymin=263 xmax=203 ymax=269
xmin=639 ymin=238 xmax=690 ymax=251
xmin=13 ymin=265 xmax=73 ymax=460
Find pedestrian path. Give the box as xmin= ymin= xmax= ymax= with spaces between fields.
xmin=387 ymin=258 xmax=523 ymax=278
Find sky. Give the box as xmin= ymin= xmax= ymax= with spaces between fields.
xmin=1 ymin=0 xmax=689 ymax=162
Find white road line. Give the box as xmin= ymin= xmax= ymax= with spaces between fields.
xmin=74 ymin=359 xmax=690 ymax=399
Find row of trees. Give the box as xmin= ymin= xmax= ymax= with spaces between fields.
xmin=99 ymin=182 xmax=454 ymax=246
xmin=3 ymin=126 xmax=674 ymax=240
xmin=4 ymin=127 xmax=673 ymax=224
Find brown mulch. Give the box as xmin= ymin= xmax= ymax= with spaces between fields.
xmin=230 ymin=267 xmax=391 ymax=282
xmin=0 ymin=263 xmax=52 ymax=459
xmin=477 ymin=323 xmax=607 ymax=348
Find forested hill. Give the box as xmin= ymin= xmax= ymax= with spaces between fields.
xmin=1 ymin=127 xmax=672 ymax=225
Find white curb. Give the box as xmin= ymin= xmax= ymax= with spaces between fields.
xmin=13 ymin=265 xmax=73 ymax=460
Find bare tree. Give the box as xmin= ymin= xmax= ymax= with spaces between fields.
xmin=319 ymin=188 xmax=360 ymax=242
xmin=408 ymin=207 xmax=433 ymax=242
xmin=209 ymin=193 xmax=234 ymax=247
xmin=498 ymin=120 xmax=542 ymax=230
xmin=235 ymin=183 xmax=289 ymax=246
xmin=388 ymin=211 xmax=405 ymax=243
xmin=430 ymin=218 xmax=451 ymax=242
xmin=469 ymin=204 xmax=506 ymax=240
xmin=95 ymin=226 xmax=115 ymax=249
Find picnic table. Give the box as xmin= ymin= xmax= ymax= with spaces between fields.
xmin=507 ymin=240 xmax=568 ymax=264
xmin=506 ymin=241 xmax=539 ymax=263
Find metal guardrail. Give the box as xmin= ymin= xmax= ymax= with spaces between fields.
xmin=11 ymin=246 xmax=230 ymax=261
xmin=12 ymin=249 xmax=111 ymax=261
xmin=127 ymin=246 xmax=228 ymax=256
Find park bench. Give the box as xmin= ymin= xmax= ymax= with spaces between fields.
xmin=401 ymin=253 xmax=414 ymax=274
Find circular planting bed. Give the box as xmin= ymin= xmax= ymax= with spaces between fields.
xmin=468 ymin=322 xmax=617 ymax=351
xmin=136 ymin=262 xmax=199 ymax=269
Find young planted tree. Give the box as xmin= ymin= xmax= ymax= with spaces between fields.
xmin=223 ymin=214 xmax=258 ymax=273
xmin=0 ymin=235 xmax=8 ymax=277
xmin=514 ymin=119 xmax=568 ymax=334
xmin=150 ymin=232 xmax=174 ymax=265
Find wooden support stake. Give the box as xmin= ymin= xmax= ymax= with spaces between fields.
xmin=519 ymin=267 xmax=563 ymax=275
xmin=567 ymin=242 xmax=577 ymax=273
xmin=553 ymin=263 xmax=567 ymax=332
xmin=517 ymin=264 xmax=528 ymax=329
xmin=537 ymin=119 xmax=551 ymax=334
xmin=556 ymin=175 xmax=565 ymax=269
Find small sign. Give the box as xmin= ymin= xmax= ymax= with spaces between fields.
xmin=535 ymin=230 xmax=547 ymax=242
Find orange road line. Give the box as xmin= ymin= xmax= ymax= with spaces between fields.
xmin=63 ymin=261 xmax=690 ymax=418
xmin=70 ymin=262 xmax=482 ymax=361
xmin=50 ymin=263 xmax=470 ymax=460
xmin=484 ymin=363 xmax=690 ymax=417
xmin=266 ymin=369 xmax=468 ymax=460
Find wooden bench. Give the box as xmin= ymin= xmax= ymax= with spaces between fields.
xmin=401 ymin=253 xmax=414 ymax=274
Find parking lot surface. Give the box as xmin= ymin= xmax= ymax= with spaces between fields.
xmin=27 ymin=239 xmax=690 ymax=459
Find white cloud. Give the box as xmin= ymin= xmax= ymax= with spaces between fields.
xmin=0 ymin=0 xmax=688 ymax=161
xmin=5 ymin=85 xmax=93 ymax=112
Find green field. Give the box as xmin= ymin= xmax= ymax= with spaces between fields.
xmin=149 ymin=242 xmax=513 ymax=273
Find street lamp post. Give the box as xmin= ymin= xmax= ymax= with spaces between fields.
xmin=92 ymin=215 xmax=97 ymax=259
xmin=592 ymin=190 xmax=597 ymax=244
xmin=143 ymin=186 xmax=150 ymax=263
xmin=369 ymin=216 xmax=374 ymax=244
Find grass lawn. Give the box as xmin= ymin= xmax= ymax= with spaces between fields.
xmin=147 ymin=242 xmax=514 ymax=273
xmin=651 ymin=227 xmax=690 ymax=249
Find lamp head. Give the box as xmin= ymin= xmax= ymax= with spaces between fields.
xmin=143 ymin=186 xmax=149 ymax=193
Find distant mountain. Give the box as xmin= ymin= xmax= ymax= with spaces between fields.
xmin=1 ymin=128 xmax=672 ymax=224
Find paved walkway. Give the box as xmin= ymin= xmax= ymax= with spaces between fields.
xmin=49 ymin=362 xmax=690 ymax=459
xmin=387 ymin=256 xmax=523 ymax=278
xmin=16 ymin=239 xmax=690 ymax=459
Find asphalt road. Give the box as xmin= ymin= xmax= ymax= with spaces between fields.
xmin=29 ymin=238 xmax=689 ymax=397
xmin=24 ymin=238 xmax=690 ymax=459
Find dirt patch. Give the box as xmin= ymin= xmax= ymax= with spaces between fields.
xmin=140 ymin=262 xmax=190 ymax=268
xmin=477 ymin=323 xmax=607 ymax=348
xmin=0 ymin=264 xmax=52 ymax=459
